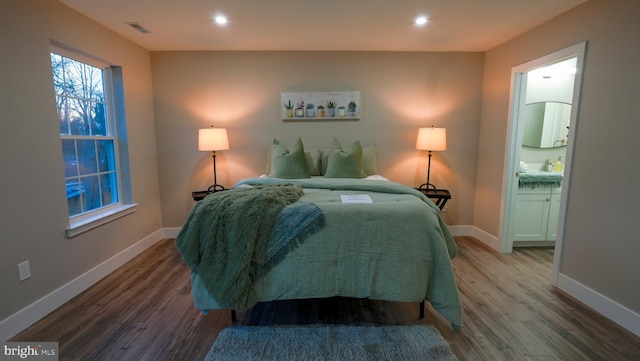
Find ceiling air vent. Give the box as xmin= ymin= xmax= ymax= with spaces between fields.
xmin=126 ymin=22 xmax=150 ymax=34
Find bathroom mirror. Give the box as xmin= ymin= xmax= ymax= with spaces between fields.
xmin=522 ymin=101 xmax=571 ymax=148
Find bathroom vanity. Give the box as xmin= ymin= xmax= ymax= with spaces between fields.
xmin=513 ymin=173 xmax=562 ymax=246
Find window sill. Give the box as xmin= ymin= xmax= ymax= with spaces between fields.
xmin=66 ymin=204 xmax=138 ymax=238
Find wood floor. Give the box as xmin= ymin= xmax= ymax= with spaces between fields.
xmin=11 ymin=236 xmax=640 ymax=360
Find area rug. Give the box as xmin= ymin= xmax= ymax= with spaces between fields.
xmin=204 ymin=324 xmax=457 ymax=361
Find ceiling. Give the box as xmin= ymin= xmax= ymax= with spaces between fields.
xmin=59 ymin=0 xmax=588 ymax=52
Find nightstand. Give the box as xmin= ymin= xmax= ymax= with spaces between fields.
xmin=415 ymin=187 xmax=451 ymax=210
xmin=191 ymin=188 xmax=225 ymax=201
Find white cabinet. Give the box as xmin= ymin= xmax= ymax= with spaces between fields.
xmin=513 ymin=187 xmax=561 ymax=242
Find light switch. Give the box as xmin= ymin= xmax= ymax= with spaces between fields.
xmin=18 ymin=260 xmax=31 ymax=281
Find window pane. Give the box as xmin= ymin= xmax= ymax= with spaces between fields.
xmin=66 ymin=179 xmax=84 ymax=217
xmin=97 ymin=140 xmax=115 ymax=173
xmin=62 ymin=139 xmax=78 ymax=178
xmin=91 ymin=101 xmax=107 ymax=136
xmin=101 ymin=173 xmax=118 ymax=205
xmin=68 ymin=98 xmax=89 ymax=136
xmin=77 ymin=140 xmax=97 ymax=175
xmin=57 ymin=96 xmax=69 ymax=135
xmin=50 ymin=53 xmax=64 ymax=95
xmin=64 ymin=58 xmax=83 ymax=98
xmin=87 ymin=65 xmax=105 ymax=102
xmin=81 ymin=175 xmax=101 ymax=212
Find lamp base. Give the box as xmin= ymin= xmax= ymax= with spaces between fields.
xmin=207 ymin=184 xmax=226 ymax=193
xmin=417 ymin=183 xmax=438 ymax=191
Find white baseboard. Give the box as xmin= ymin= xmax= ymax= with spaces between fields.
xmin=448 ymin=225 xmax=501 ymax=251
xmin=0 ymin=229 xmax=166 ymax=342
xmin=163 ymin=227 xmax=181 ymax=239
xmin=449 ymin=225 xmax=640 ymax=336
xmin=447 ymin=225 xmax=472 ymax=237
xmin=470 ymin=227 xmax=501 ymax=251
xmin=557 ymin=273 xmax=640 ymax=337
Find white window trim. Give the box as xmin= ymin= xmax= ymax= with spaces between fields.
xmin=66 ymin=203 xmax=138 ymax=238
xmin=52 ymin=43 xmax=135 ymax=238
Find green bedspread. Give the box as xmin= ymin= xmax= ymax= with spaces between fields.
xmin=189 ymin=177 xmax=463 ymax=331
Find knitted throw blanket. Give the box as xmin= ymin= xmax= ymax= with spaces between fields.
xmin=176 ymin=183 xmax=323 ymax=311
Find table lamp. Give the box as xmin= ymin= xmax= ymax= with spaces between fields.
xmin=198 ymin=126 xmax=229 ymax=192
xmin=416 ymin=126 xmax=447 ymax=191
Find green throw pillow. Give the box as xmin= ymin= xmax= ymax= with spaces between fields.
xmin=324 ymin=138 xmax=366 ymax=178
xmin=322 ymin=144 xmax=377 ymax=176
xmin=271 ymin=138 xmax=311 ymax=178
xmin=266 ymin=146 xmax=322 ymax=176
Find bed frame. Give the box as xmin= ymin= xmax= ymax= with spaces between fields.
xmin=229 ymin=300 xmax=425 ymax=323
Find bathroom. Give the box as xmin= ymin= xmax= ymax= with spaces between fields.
xmin=513 ymin=57 xmax=577 ymax=247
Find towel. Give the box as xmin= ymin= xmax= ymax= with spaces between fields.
xmin=518 ymin=172 xmax=563 ymax=188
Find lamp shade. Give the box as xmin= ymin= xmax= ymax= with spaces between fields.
xmin=416 ymin=127 xmax=447 ymax=151
xmin=198 ymin=127 xmax=229 ymax=151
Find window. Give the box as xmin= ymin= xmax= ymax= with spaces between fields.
xmin=50 ymin=45 xmax=134 ymax=236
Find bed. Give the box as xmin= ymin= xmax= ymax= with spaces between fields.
xmin=176 ymin=138 xmax=463 ymax=331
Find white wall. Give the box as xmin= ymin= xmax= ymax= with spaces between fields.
xmin=0 ymin=0 xmax=162 ymax=329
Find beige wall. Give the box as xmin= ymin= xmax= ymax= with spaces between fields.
xmin=476 ymin=0 xmax=640 ymax=313
xmin=0 ymin=0 xmax=161 ymax=321
xmin=151 ymin=51 xmax=484 ymax=227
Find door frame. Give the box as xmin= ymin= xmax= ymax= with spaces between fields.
xmin=499 ymin=42 xmax=587 ymax=286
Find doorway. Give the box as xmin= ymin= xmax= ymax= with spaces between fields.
xmin=499 ymin=42 xmax=586 ymax=286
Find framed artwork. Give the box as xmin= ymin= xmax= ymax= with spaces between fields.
xmin=281 ymin=91 xmax=360 ymax=121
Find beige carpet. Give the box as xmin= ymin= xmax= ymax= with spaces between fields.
xmin=204 ymin=324 xmax=457 ymax=361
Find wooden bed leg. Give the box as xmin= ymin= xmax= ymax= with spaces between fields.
xmin=419 ymin=301 xmax=425 ymax=320
xmin=231 ymin=310 xmax=237 ymax=323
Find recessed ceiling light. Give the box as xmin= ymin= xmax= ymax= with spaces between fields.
xmin=415 ymin=16 xmax=428 ymax=26
xmin=214 ymin=15 xmax=228 ymax=25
